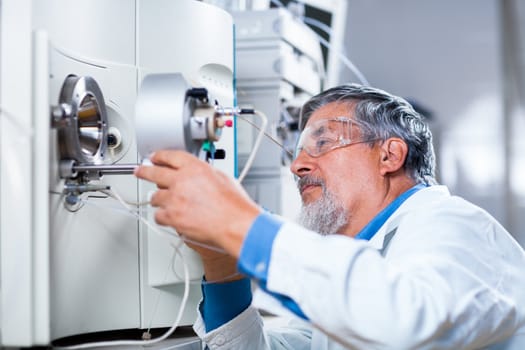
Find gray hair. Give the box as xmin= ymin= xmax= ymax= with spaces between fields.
xmin=300 ymin=84 xmax=436 ymax=185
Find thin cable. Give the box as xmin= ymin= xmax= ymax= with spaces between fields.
xmin=122 ymin=198 xmax=151 ymax=206
xmin=81 ymin=196 xmax=139 ymax=217
xmin=106 ymin=189 xmax=243 ymax=283
xmin=75 ymin=190 xmax=236 ymax=282
xmin=146 ymin=249 xmax=177 ymax=336
xmin=107 ymin=190 xmax=228 ymax=254
xmin=177 ymin=235 xmax=228 ymax=255
xmin=301 ymin=17 xmax=370 ymax=86
xmin=57 ymin=189 xmax=190 ymax=349
xmin=81 ymin=192 xmax=229 ymax=255
xmin=237 ymin=115 xmax=293 ymax=158
xmin=237 ymin=109 xmax=269 ymax=183
xmin=102 ymin=189 xmax=175 ymax=241
xmin=97 ymin=186 xmax=149 ymax=206
xmin=267 ymin=1 xmax=370 ymax=86
xmin=203 ymin=271 xmax=244 ymax=285
xmin=169 ymin=249 xmax=193 ymax=283
xmin=58 ymin=248 xmax=188 ymax=348
xmin=270 ymin=0 xmax=286 ymax=7
xmin=301 ymin=16 xmax=332 ymax=35
xmin=267 ymin=1 xmax=327 ymax=84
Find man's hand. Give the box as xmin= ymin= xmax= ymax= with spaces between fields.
xmin=182 ymin=239 xmax=243 ymax=282
xmin=134 ymin=150 xmax=261 ymax=259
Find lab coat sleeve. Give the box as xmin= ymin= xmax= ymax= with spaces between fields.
xmin=192 ymin=212 xmax=314 ymax=349
xmin=193 ymin=305 xmax=313 ymax=349
xmin=261 ymin=203 xmax=520 ymax=349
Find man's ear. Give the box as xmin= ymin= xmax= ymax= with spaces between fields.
xmin=379 ymin=138 xmax=408 ymax=175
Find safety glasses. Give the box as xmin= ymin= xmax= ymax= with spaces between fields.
xmin=295 ymin=117 xmax=375 ymax=158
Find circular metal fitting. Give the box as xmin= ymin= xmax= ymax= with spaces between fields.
xmin=56 ymin=75 xmax=108 ymax=165
xmin=135 ymin=73 xmax=201 ymax=158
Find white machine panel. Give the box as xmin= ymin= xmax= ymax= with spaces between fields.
xmin=48 ymin=50 xmax=141 ymax=339
xmin=1 ymin=0 xmax=235 ymax=347
xmin=33 ymin=0 xmax=136 ymax=65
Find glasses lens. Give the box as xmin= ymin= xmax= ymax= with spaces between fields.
xmin=296 ymin=118 xmax=354 ymax=157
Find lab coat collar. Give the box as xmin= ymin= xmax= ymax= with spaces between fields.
xmin=367 ymin=185 xmax=451 ymax=251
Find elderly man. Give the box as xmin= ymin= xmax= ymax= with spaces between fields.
xmin=135 ymin=84 xmax=525 ymax=349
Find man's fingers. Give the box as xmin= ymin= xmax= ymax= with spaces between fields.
xmin=135 ymin=150 xmax=205 ymax=189
xmin=149 ymin=150 xmax=197 ymax=169
xmin=154 ymin=208 xmax=171 ymax=227
xmin=135 ymin=164 xmax=177 ymax=189
xmin=150 ymin=189 xmax=170 ymax=207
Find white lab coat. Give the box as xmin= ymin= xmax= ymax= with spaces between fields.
xmin=193 ymin=186 xmax=525 ymax=349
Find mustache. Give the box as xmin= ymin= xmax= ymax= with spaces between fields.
xmin=297 ymin=175 xmax=325 ymax=192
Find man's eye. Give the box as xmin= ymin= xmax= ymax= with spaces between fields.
xmin=315 ymin=138 xmax=333 ymax=151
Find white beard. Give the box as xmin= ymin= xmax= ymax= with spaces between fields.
xmin=297 ymin=187 xmax=348 ymax=235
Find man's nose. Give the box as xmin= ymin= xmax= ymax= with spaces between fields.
xmin=290 ymin=150 xmax=314 ymax=178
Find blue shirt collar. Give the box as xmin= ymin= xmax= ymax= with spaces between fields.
xmin=354 ymin=183 xmax=428 ymax=241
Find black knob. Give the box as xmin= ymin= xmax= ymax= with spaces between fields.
xmin=187 ymin=88 xmax=209 ymax=103
xmin=107 ymin=133 xmax=118 ymax=147
xmin=206 ymin=149 xmax=226 ymax=160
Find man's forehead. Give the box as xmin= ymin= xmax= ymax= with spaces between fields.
xmin=305 ymin=102 xmax=356 ymax=126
